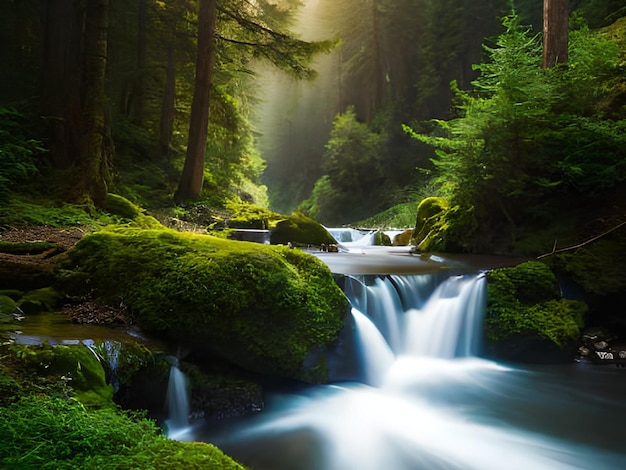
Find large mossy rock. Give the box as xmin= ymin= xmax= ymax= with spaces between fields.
xmin=412 ymin=197 xmax=449 ymax=251
xmin=60 ymin=228 xmax=349 ymax=382
xmin=484 ymin=261 xmax=587 ymax=363
xmin=270 ymin=212 xmax=336 ymax=246
xmin=9 ymin=343 xmax=113 ymax=407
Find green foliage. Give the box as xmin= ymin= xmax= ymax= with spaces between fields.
xmin=0 ymin=396 xmax=245 ymax=469
xmin=485 ymin=261 xmax=586 ymax=347
xmin=61 ymin=227 xmax=349 ymax=382
xmin=0 ymin=106 xmax=44 ymax=203
xmin=223 ymin=197 xmax=281 ymax=229
xmin=404 ymin=15 xmax=626 ymax=254
xmin=354 ymin=201 xmax=418 ymax=229
xmin=300 ymin=107 xmax=386 ymax=225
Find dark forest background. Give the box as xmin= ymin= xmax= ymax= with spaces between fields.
xmin=1 ymin=0 xmax=625 ymax=258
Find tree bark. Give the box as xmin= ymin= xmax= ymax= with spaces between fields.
xmin=75 ymin=0 xmax=112 ymax=205
xmin=543 ymin=0 xmax=569 ymax=68
xmin=174 ymin=0 xmax=217 ymax=203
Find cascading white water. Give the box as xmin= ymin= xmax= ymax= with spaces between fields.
xmin=350 ymin=308 xmax=394 ymax=386
xmin=165 ymin=364 xmax=190 ymax=438
xmin=346 ymin=273 xmax=485 ymax=366
xmin=203 ymin=271 xmax=626 ymax=470
xmin=404 ymin=274 xmax=487 ymax=358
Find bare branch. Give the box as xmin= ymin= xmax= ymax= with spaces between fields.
xmin=537 ymin=219 xmax=626 ymax=259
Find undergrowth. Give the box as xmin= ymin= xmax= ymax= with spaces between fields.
xmin=0 ymin=396 xmax=244 ymax=469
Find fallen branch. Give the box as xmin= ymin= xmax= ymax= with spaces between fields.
xmin=537 ymin=219 xmax=626 ymax=259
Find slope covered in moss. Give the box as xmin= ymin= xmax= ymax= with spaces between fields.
xmin=60 ymin=227 xmax=349 ymax=382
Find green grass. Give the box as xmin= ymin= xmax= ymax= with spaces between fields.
xmin=0 ymin=396 xmax=245 ymax=469
xmin=354 ymin=202 xmax=417 ymax=228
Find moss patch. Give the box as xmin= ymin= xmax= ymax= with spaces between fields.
xmin=485 ymin=261 xmax=586 ymax=349
xmin=0 ymin=240 xmax=56 ymax=254
xmin=10 ymin=343 xmax=113 ymax=407
xmin=61 ymin=227 xmax=349 ymax=382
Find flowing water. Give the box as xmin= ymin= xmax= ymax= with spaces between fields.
xmin=196 ymin=271 xmax=626 ymax=470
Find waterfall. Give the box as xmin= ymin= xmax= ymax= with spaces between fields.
xmin=351 ymin=308 xmax=395 ymax=386
xmin=205 ymin=270 xmax=626 ymax=470
xmin=165 ymin=364 xmax=190 ymax=438
xmin=346 ymin=273 xmax=487 ymax=381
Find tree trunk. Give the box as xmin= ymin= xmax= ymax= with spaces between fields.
xmin=174 ymin=0 xmax=217 ymax=203
xmin=75 ymin=0 xmax=112 ymax=206
xmin=543 ymin=0 xmax=568 ymax=68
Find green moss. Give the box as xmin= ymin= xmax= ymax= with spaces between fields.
xmin=17 ymin=287 xmax=63 ymax=314
xmin=224 ymin=198 xmax=280 ymax=229
xmin=103 ymin=193 xmax=142 ymax=219
xmin=102 ymin=193 xmax=164 ymax=229
xmin=61 ymin=227 xmax=349 ymax=382
xmin=11 ymin=343 xmax=113 ymax=407
xmin=0 ymin=240 xmax=56 ymax=254
xmin=90 ymin=340 xmax=155 ymax=391
xmin=0 ymin=396 xmax=245 ymax=469
xmin=412 ymin=197 xmax=450 ymax=251
xmin=0 ymin=295 xmax=18 ymax=317
xmin=0 ymin=197 xmax=100 ymax=228
xmin=485 ymin=261 xmax=586 ymax=347
xmin=270 ymin=212 xmax=337 ymax=246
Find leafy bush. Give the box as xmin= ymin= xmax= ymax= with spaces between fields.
xmin=0 ymin=106 xmax=44 ymax=202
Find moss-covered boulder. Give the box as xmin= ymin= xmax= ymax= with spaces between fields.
xmin=412 ymin=197 xmax=450 ymax=251
xmin=10 ymin=343 xmax=113 ymax=407
xmin=61 ymin=227 xmax=349 ymax=382
xmin=270 ymin=212 xmax=337 ymax=246
xmin=484 ymin=261 xmax=586 ymax=363
xmin=103 ymin=193 xmax=164 ymax=229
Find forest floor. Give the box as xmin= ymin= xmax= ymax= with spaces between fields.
xmin=0 ymin=225 xmax=129 ymax=324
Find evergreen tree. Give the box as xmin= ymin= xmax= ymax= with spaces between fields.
xmin=405 ymin=15 xmax=625 ymax=252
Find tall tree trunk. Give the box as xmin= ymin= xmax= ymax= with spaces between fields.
xmin=543 ymin=0 xmax=568 ymax=68
xmin=160 ymin=42 xmax=176 ymax=157
xmin=174 ymin=0 xmax=217 ymax=203
xmin=41 ymin=0 xmax=83 ymax=169
xmin=75 ymin=0 xmax=112 ymax=206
